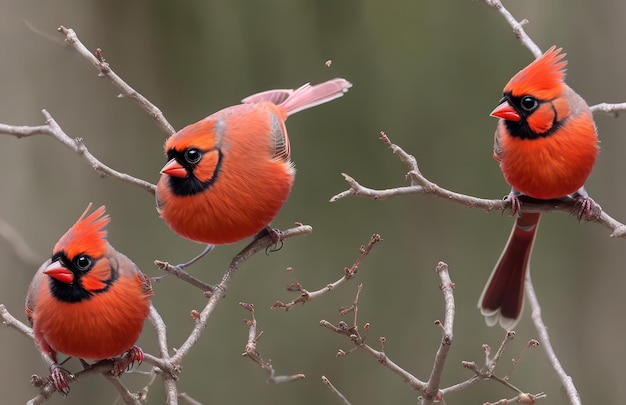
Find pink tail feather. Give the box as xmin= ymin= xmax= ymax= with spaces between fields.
xmin=241 ymin=78 xmax=352 ymax=116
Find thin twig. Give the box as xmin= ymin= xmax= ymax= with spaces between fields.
xmin=148 ymin=305 xmax=170 ymax=360
xmin=102 ymin=374 xmax=142 ymax=405
xmin=481 ymin=2 xmax=604 ymax=403
xmin=590 ymin=102 xmax=626 ymax=116
xmin=525 ymin=275 xmax=580 ymax=405
xmin=57 ymin=26 xmax=175 ymax=135
xmin=178 ymin=392 xmax=203 ymax=405
xmin=320 ymin=284 xmax=428 ymax=392
xmin=482 ymin=0 xmax=541 ymax=57
xmin=0 ymin=111 xmax=156 ymax=195
xmin=322 ymin=376 xmax=351 ymax=405
xmin=240 ymin=302 xmax=305 ymax=383
xmin=272 ymin=234 xmax=381 ymax=310
xmin=28 ymin=359 xmax=141 ymax=404
xmin=4 ymin=224 xmax=312 ymax=403
xmin=331 ymin=132 xmax=626 ymax=240
xmin=446 ymin=331 xmax=545 ymax=402
xmin=144 ymin=305 xmax=179 ymax=376
xmin=0 ymin=304 xmax=34 ymax=340
xmin=170 ymin=224 xmax=313 ymax=365
xmin=483 ymin=0 xmax=626 ymax=120
xmin=422 ymin=262 xmax=455 ymax=405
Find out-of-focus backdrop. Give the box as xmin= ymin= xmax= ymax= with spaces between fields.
xmin=1 ymin=1 xmax=625 ymax=404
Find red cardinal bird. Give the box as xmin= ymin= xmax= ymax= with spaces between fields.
xmin=156 ymin=78 xmax=351 ymax=262
xmin=478 ymin=46 xmax=599 ymax=329
xmin=25 ymin=204 xmax=153 ymax=395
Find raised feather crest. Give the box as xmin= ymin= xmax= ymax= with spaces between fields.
xmin=53 ymin=203 xmax=110 ymax=259
xmin=504 ymin=46 xmax=567 ymax=100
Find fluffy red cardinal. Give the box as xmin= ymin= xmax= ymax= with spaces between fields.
xmin=478 ymin=46 xmax=599 ymax=329
xmin=25 ymin=204 xmax=153 ymax=395
xmin=156 ymin=78 xmax=351 ymax=261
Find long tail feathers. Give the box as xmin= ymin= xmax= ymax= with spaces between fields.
xmin=479 ymin=212 xmax=541 ymax=330
xmin=242 ymin=78 xmax=352 ymax=116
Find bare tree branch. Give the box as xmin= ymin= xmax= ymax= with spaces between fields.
xmin=240 ymin=302 xmax=306 ymax=383
xmin=320 ymin=283 xmax=429 ymax=393
xmin=0 ymin=304 xmax=34 ymax=339
xmin=321 ymin=376 xmax=351 ymax=405
xmin=0 ymin=2 xmax=621 ymax=403
xmin=0 ymin=110 xmax=157 ymax=195
xmin=178 ymin=392 xmax=203 ymax=405
xmin=57 ymin=26 xmax=175 ymax=135
xmin=272 ymin=233 xmax=381 ymax=311
xmin=590 ymin=102 xmax=626 ymax=116
xmin=169 ymin=224 xmax=313 ymax=366
xmin=26 ymin=359 xmax=143 ymax=405
xmin=483 ymin=0 xmax=626 ymax=118
xmin=525 ymin=276 xmax=581 ymax=405
xmin=331 ymin=132 xmax=626 ymax=240
xmin=101 ymin=374 xmax=142 ymax=405
xmin=1 ymin=19 xmax=314 ymax=402
xmin=445 ymin=332 xmax=545 ymax=403
xmin=3 ymin=225 xmax=312 ymax=403
xmin=482 ymin=0 xmax=542 ymax=57
xmin=422 ymin=262 xmax=455 ymax=405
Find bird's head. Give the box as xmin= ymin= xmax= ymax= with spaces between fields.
xmin=491 ymin=46 xmax=569 ymax=138
xmin=45 ymin=204 xmax=117 ymax=303
xmin=161 ymin=118 xmax=223 ymax=196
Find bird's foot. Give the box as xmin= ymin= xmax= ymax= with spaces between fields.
xmin=254 ymin=226 xmax=284 ymax=254
xmin=503 ymin=191 xmax=523 ymax=217
xmin=573 ymin=195 xmax=601 ymax=222
xmin=48 ymin=364 xmax=74 ymax=396
xmin=112 ymin=346 xmax=144 ymax=377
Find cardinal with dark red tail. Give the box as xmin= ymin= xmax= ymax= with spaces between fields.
xmin=26 ymin=204 xmax=153 ymax=395
xmin=156 ymin=78 xmax=351 ymax=263
xmin=478 ymin=47 xmax=599 ymax=329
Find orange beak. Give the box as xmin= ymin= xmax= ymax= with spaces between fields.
xmin=44 ymin=260 xmax=74 ymax=284
xmin=490 ymin=101 xmax=521 ymax=122
xmin=160 ymin=159 xmax=188 ymax=178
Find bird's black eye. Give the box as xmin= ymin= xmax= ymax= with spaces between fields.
xmin=74 ymin=255 xmax=92 ymax=271
xmin=184 ymin=148 xmax=202 ymax=164
xmin=520 ymin=96 xmax=539 ymax=112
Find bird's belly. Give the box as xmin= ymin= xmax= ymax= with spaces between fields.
xmin=500 ymin=135 xmax=597 ymax=200
xmin=160 ymin=162 xmax=294 ymax=245
xmin=35 ymin=291 xmax=148 ymax=360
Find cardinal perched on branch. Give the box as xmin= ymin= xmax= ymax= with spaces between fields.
xmin=156 ymin=78 xmax=352 ymax=266
xmin=25 ymin=204 xmax=153 ymax=395
xmin=479 ymin=46 xmax=599 ymax=329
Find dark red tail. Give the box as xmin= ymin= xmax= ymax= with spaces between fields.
xmin=479 ymin=212 xmax=541 ymax=329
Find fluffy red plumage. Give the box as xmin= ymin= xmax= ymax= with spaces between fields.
xmin=156 ymin=78 xmax=351 ymax=249
xmin=479 ymin=47 xmax=599 ymax=329
xmin=26 ymin=204 xmax=153 ymax=396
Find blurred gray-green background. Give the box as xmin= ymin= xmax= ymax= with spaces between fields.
xmin=1 ymin=1 xmax=625 ymax=404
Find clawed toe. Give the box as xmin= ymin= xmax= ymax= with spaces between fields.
xmin=573 ymin=196 xmax=602 ymax=221
xmin=49 ymin=364 xmax=74 ymax=396
xmin=112 ymin=346 xmax=144 ymax=377
xmin=503 ymin=191 xmax=522 ymax=217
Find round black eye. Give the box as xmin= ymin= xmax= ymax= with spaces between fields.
xmin=74 ymin=255 xmax=92 ymax=271
xmin=184 ymin=148 xmax=202 ymax=164
xmin=520 ymin=96 xmax=539 ymax=112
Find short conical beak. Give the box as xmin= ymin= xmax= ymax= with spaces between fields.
xmin=490 ymin=100 xmax=521 ymax=122
xmin=160 ymin=159 xmax=188 ymax=178
xmin=44 ymin=260 xmax=74 ymax=284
